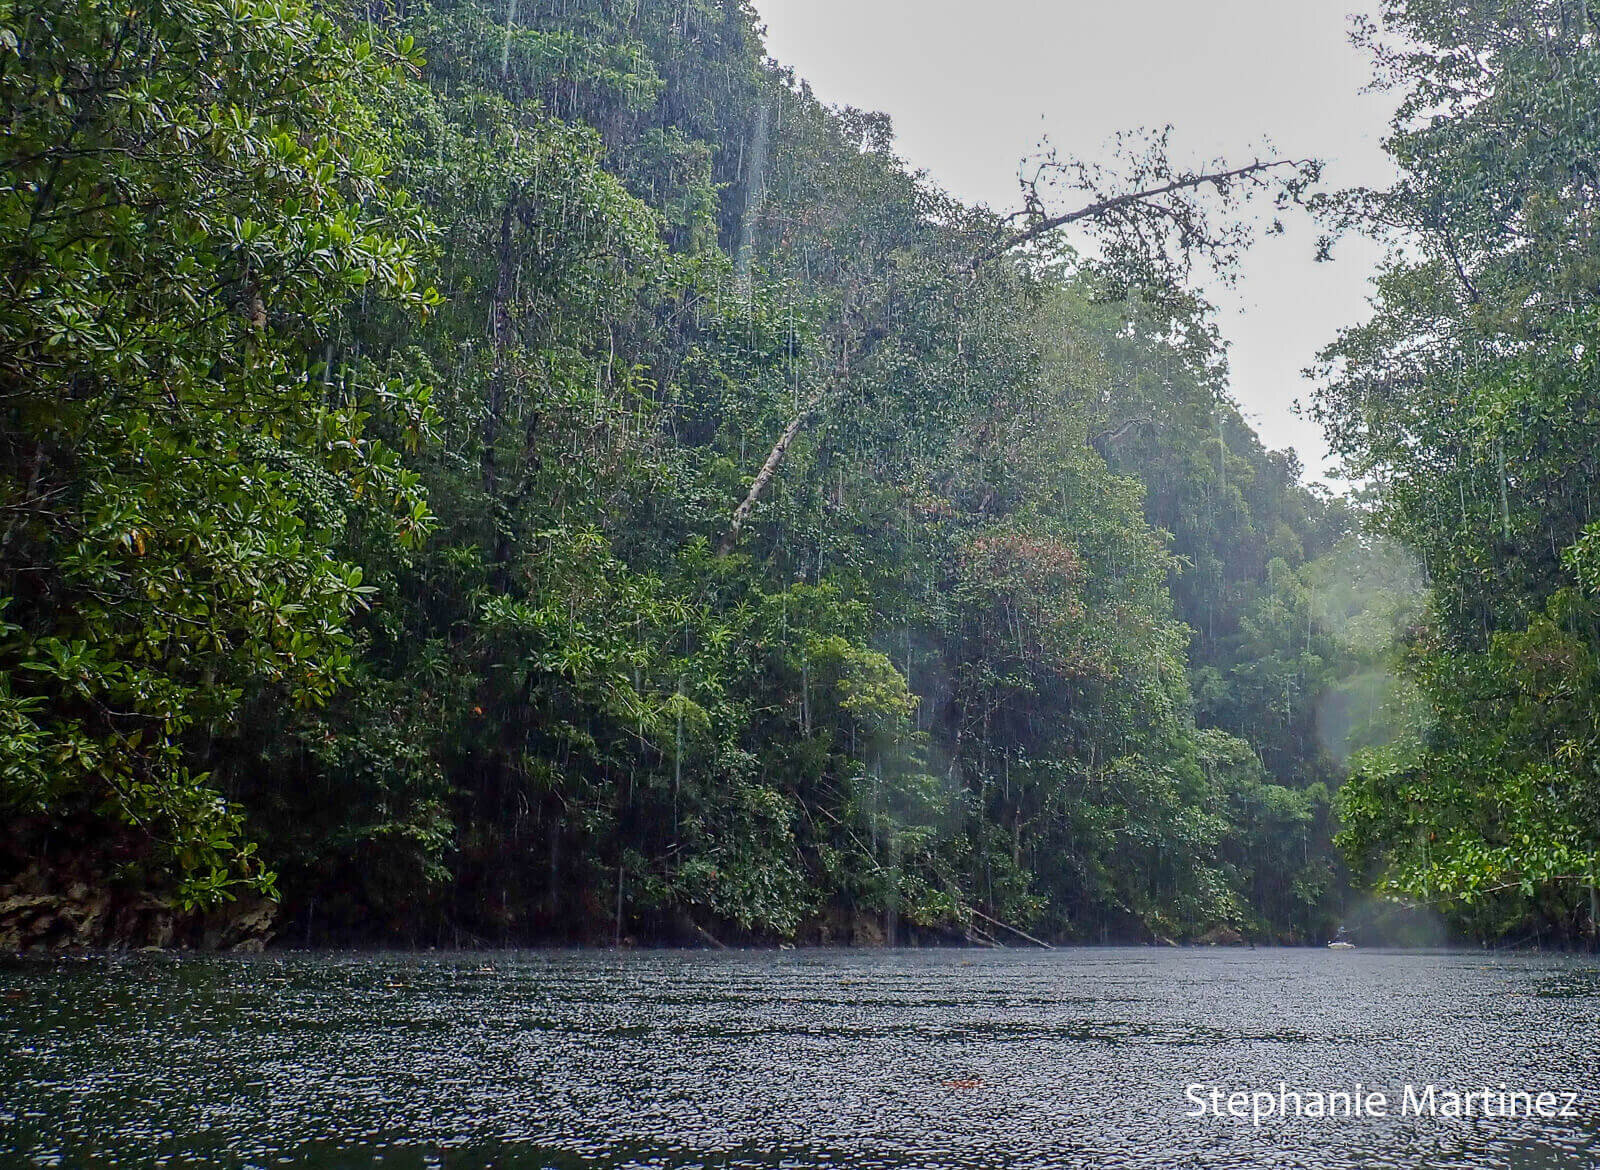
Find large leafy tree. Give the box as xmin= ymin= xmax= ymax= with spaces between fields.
xmin=1315 ymin=0 xmax=1600 ymax=937
xmin=0 ymin=0 xmax=436 ymax=904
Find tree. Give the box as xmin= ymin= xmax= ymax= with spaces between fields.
xmin=1313 ymin=0 xmax=1600 ymax=937
xmin=0 ymin=0 xmax=435 ymax=904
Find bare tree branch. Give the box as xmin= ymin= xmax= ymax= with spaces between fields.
xmin=963 ymin=156 xmax=1318 ymax=276
xmin=718 ymin=392 xmax=827 ymax=556
xmin=1091 ymin=416 xmax=1154 ymax=448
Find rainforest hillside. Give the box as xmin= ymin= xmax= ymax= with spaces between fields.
xmin=2 ymin=0 xmax=1425 ymax=947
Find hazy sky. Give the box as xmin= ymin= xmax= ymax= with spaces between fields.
xmin=752 ymin=0 xmax=1399 ymax=483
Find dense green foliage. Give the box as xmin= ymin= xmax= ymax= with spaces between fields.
xmin=1315 ymin=0 xmax=1600 ymax=942
xmin=0 ymin=0 xmax=437 ymax=906
xmin=3 ymin=0 xmax=1365 ymax=944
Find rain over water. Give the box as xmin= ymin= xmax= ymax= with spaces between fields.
xmin=3 ymin=947 xmax=1599 ymax=1168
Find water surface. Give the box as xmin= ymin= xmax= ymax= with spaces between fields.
xmin=2 ymin=947 xmax=1598 ymax=1167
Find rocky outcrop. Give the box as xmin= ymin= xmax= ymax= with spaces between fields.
xmin=1194 ymin=924 xmax=1247 ymax=946
xmin=0 ymin=863 xmax=278 ymax=954
xmin=803 ymin=907 xmax=893 ymax=946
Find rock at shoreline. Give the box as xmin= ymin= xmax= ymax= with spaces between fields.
xmin=1194 ymin=924 xmax=1247 ymax=946
xmin=0 ymin=864 xmax=278 ymax=954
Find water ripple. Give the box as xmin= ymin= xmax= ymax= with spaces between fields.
xmin=2 ymin=948 xmax=1598 ymax=1168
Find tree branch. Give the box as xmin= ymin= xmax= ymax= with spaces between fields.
xmin=717 ymin=392 xmax=826 ymax=555
xmin=962 ymin=157 xmax=1316 ymax=275
xmin=1091 ymin=416 xmax=1154 ymax=448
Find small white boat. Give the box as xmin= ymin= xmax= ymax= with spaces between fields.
xmin=1328 ymin=940 xmax=1356 ymax=950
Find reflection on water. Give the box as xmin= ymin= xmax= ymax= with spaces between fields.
xmin=2 ymin=948 xmax=1599 ymax=1168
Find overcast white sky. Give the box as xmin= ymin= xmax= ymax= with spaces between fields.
xmin=752 ymin=0 xmax=1399 ymax=484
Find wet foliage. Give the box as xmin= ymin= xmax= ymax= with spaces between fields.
xmin=1315 ymin=0 xmax=1600 ymax=941
xmin=1 ymin=0 xmax=1369 ymax=944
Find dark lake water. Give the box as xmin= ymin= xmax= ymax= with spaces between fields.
xmin=2 ymin=947 xmax=1598 ymax=1168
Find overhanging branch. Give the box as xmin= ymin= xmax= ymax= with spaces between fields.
xmin=962 ymin=156 xmax=1316 ymax=275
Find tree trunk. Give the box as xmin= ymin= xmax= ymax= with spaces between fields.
xmin=717 ymin=395 xmax=823 ymax=555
